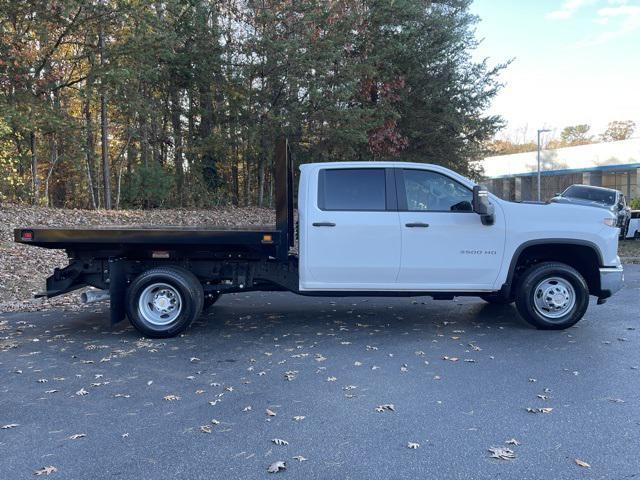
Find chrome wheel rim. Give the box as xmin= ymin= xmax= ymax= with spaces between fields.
xmin=533 ymin=276 xmax=575 ymax=320
xmin=138 ymin=283 xmax=182 ymax=326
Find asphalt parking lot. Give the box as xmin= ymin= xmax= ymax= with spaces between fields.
xmin=1 ymin=266 xmax=639 ymax=480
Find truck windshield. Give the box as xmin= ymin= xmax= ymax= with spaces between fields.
xmin=562 ymin=186 xmax=616 ymax=206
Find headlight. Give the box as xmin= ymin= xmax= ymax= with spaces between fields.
xmin=603 ymin=218 xmax=617 ymax=227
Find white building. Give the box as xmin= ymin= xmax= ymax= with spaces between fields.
xmin=481 ymin=138 xmax=640 ymax=201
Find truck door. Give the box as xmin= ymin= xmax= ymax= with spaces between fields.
xmin=395 ymin=168 xmax=505 ymax=290
xmin=300 ymin=167 xmax=401 ymax=290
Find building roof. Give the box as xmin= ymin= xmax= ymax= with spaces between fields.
xmin=481 ymin=138 xmax=640 ymax=179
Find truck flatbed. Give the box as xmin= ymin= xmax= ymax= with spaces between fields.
xmin=14 ymin=224 xmax=281 ymax=251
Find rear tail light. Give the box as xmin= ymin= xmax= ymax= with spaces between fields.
xmin=21 ymin=230 xmax=34 ymax=241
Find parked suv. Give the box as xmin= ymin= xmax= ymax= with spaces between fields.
xmin=551 ymin=185 xmax=631 ymax=238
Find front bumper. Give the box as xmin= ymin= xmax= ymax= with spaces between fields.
xmin=598 ymin=266 xmax=624 ymax=299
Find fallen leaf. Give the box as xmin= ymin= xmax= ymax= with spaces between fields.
xmin=1 ymin=424 xmax=18 ymax=429
xmin=267 ymin=461 xmax=286 ymax=473
xmin=575 ymin=459 xmax=591 ymax=468
xmin=272 ymin=438 xmax=289 ymax=446
xmin=526 ymin=407 xmax=553 ymax=414
xmin=407 ymin=442 xmax=420 ymax=449
xmin=488 ymin=447 xmax=515 ymax=460
xmin=164 ymin=395 xmax=181 ymax=401
xmin=293 ymin=416 xmax=305 ymax=421
xmin=200 ymin=425 xmax=212 ymax=434
xmin=266 ymin=408 xmax=277 ymax=417
xmin=292 ymin=455 xmax=307 ymax=462
xmin=68 ymin=433 xmax=86 ymax=440
xmin=34 ymin=466 xmax=57 ymax=476
xmin=505 ymin=438 xmax=521 ymax=446
xmin=75 ymin=388 xmax=88 ymax=396
xmin=375 ymin=404 xmax=395 ymax=413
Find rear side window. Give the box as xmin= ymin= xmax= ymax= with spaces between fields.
xmin=318 ymin=168 xmax=386 ymax=211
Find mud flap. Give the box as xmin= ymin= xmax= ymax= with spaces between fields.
xmin=109 ymin=258 xmax=127 ymax=325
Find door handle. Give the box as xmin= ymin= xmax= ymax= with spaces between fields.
xmin=405 ymin=222 xmax=429 ymax=228
xmin=312 ymin=222 xmax=336 ymax=227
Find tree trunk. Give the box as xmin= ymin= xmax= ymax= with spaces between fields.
xmin=44 ymin=134 xmax=58 ymax=207
xmin=170 ymin=84 xmax=184 ymax=206
xmin=99 ymin=25 xmax=112 ymax=210
xmin=30 ymin=131 xmax=39 ymax=205
xmin=232 ymin=143 xmax=239 ymax=206
xmin=83 ymin=86 xmax=98 ymax=209
xmin=199 ymin=83 xmax=216 ymax=188
xmin=257 ymin=135 xmax=267 ymax=207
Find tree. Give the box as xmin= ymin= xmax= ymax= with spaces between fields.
xmin=559 ymin=124 xmax=593 ymax=147
xmin=601 ymin=120 xmax=636 ymax=142
xmin=487 ymin=139 xmax=538 ymax=155
xmin=0 ymin=0 xmax=507 ymax=208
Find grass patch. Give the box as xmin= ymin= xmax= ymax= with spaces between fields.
xmin=619 ymin=239 xmax=640 ymax=262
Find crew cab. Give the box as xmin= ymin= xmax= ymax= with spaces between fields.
xmin=15 ymin=139 xmax=624 ymax=337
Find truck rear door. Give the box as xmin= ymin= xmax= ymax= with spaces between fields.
xmin=300 ymin=167 xmax=401 ymax=290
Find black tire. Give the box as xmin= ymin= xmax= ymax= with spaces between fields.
xmin=203 ymin=293 xmax=221 ymax=310
xmin=126 ymin=266 xmax=204 ymax=338
xmin=480 ymin=293 xmax=514 ymax=305
xmin=515 ymin=262 xmax=589 ymax=330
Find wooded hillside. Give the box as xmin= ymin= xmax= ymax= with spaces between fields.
xmin=0 ymin=0 xmax=505 ymax=209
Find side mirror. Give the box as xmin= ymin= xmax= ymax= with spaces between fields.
xmin=473 ymin=185 xmax=495 ymax=226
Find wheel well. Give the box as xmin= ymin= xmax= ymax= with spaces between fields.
xmin=509 ymin=243 xmax=600 ymax=295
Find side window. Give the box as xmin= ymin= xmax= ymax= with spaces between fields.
xmin=402 ymin=169 xmax=473 ymax=212
xmin=318 ymin=168 xmax=386 ymax=211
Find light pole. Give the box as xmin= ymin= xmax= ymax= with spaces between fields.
xmin=537 ymin=129 xmax=551 ymax=201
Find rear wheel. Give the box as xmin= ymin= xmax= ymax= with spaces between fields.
xmin=515 ymin=262 xmax=589 ymax=330
xmin=126 ymin=266 xmax=204 ymax=338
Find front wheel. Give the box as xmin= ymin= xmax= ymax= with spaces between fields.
xmin=515 ymin=262 xmax=589 ymax=330
xmin=126 ymin=266 xmax=204 ymax=338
